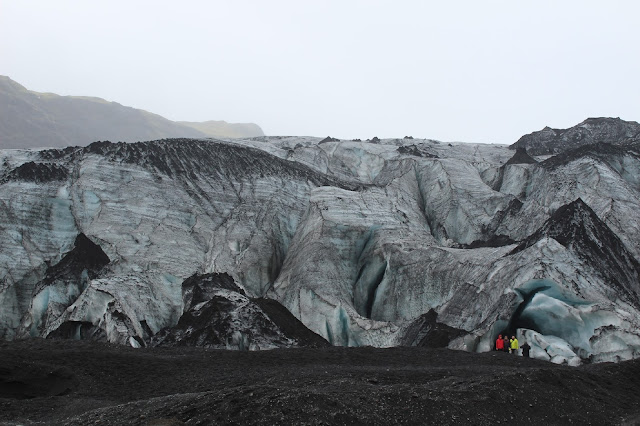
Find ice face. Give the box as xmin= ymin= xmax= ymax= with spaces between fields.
xmin=499 ymin=155 xmax=640 ymax=261
xmin=1 ymin=137 xmax=639 ymax=363
xmin=416 ymin=158 xmax=517 ymax=245
xmin=520 ymin=329 xmax=581 ymax=365
xmin=508 ymin=279 xmax=640 ymax=364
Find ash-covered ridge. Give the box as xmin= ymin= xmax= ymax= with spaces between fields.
xmin=511 ymin=117 xmax=640 ymax=156
xmin=80 ymin=139 xmax=362 ymax=190
xmin=511 ymin=198 xmax=640 ymax=306
xmin=505 ymin=147 xmax=537 ymax=165
xmin=152 ymin=273 xmax=329 ymax=349
xmin=1 ymin=119 xmax=640 ymax=365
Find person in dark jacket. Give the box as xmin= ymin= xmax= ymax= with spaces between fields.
xmin=496 ymin=335 xmax=504 ymax=351
xmin=521 ymin=341 xmax=531 ymax=358
xmin=502 ymin=335 xmax=510 ymax=352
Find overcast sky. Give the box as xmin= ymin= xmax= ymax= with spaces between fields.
xmin=1 ymin=1 xmax=639 ymax=144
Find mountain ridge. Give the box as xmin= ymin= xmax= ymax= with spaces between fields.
xmin=510 ymin=117 xmax=640 ymax=155
xmin=0 ymin=76 xmax=264 ymax=149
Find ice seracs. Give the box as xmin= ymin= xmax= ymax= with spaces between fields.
xmin=1 ymin=119 xmax=639 ymax=363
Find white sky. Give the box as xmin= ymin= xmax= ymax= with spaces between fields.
xmin=1 ymin=1 xmax=639 ymax=144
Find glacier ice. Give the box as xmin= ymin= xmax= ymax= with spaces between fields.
xmin=0 ymin=135 xmax=639 ymax=363
xmin=505 ymin=279 xmax=640 ymax=364
xmin=519 ymin=329 xmax=581 ymax=365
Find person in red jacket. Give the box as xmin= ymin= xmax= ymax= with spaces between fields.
xmin=496 ymin=334 xmax=505 ymax=351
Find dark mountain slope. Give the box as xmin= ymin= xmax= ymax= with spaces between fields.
xmin=178 ymin=120 xmax=264 ymax=139
xmin=0 ymin=76 xmax=263 ymax=149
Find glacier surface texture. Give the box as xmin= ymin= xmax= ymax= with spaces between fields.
xmin=1 ymin=119 xmax=640 ymax=364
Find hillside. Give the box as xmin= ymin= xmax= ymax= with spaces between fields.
xmin=0 ymin=76 xmax=264 ymax=149
xmin=179 ymin=120 xmax=265 ymax=139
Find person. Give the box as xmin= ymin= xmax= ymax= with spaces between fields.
xmin=496 ymin=334 xmax=504 ymax=351
xmin=510 ymin=335 xmax=519 ymax=355
xmin=521 ymin=341 xmax=531 ymax=358
xmin=503 ymin=335 xmax=510 ymax=353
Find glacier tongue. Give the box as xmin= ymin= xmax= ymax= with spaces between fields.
xmin=1 ymin=134 xmax=640 ymax=363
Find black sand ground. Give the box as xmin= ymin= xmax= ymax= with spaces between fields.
xmin=1 ymin=339 xmax=639 ymax=425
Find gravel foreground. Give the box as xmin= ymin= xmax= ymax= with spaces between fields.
xmin=1 ymin=339 xmax=639 ymax=425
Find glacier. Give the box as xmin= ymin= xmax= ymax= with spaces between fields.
xmin=1 ymin=120 xmax=639 ymax=364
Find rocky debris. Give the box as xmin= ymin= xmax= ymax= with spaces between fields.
xmin=402 ymin=310 xmax=465 ymax=347
xmin=151 ymin=291 xmax=291 ymax=350
xmin=505 ymin=147 xmax=537 ymax=165
xmin=454 ymin=234 xmax=516 ymax=249
xmin=38 ymin=145 xmax=81 ymax=160
xmin=151 ymin=274 xmax=328 ymax=349
xmin=319 ymin=136 xmax=340 ymax=143
xmin=181 ymin=273 xmax=246 ymax=312
xmin=511 ymin=117 xmax=640 ymax=155
xmin=1 ymin=161 xmax=68 ymax=183
xmin=396 ymin=144 xmax=439 ymax=158
xmin=1 ymin=339 xmax=640 ymax=425
xmin=252 ymin=298 xmax=330 ymax=348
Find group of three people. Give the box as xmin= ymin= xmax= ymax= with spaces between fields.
xmin=496 ymin=334 xmax=531 ymax=357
